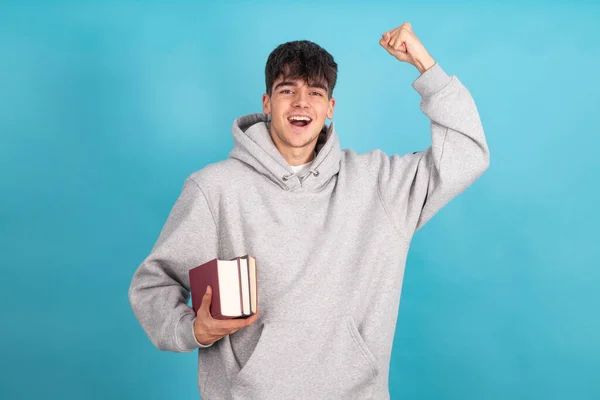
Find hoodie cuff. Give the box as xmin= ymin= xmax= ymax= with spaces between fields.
xmin=411 ymin=63 xmax=452 ymax=98
xmin=176 ymin=312 xmax=206 ymax=351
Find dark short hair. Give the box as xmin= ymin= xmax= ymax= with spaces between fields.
xmin=265 ymin=40 xmax=338 ymax=98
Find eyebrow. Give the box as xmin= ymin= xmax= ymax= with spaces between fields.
xmin=274 ymin=81 xmax=328 ymax=92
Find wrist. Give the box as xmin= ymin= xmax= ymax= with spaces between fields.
xmin=192 ymin=317 xmax=215 ymax=347
xmin=415 ymin=54 xmax=435 ymax=74
xmin=197 ymin=338 xmax=215 ymax=347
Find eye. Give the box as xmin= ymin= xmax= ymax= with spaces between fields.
xmin=310 ymin=91 xmax=323 ymax=96
xmin=280 ymin=89 xmax=293 ymax=94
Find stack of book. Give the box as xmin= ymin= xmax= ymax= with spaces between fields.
xmin=189 ymin=255 xmax=258 ymax=320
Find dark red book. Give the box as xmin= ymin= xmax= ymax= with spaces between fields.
xmin=189 ymin=255 xmax=258 ymax=320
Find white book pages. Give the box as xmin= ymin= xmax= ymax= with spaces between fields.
xmin=249 ymin=257 xmax=257 ymax=313
xmin=218 ymin=260 xmax=241 ymax=317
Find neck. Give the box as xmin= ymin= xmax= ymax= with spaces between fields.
xmin=280 ymin=146 xmax=316 ymax=166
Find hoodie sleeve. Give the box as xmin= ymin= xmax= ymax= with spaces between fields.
xmin=128 ymin=177 xmax=218 ymax=352
xmin=377 ymin=63 xmax=490 ymax=237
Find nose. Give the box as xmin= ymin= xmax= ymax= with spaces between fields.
xmin=292 ymin=90 xmax=309 ymax=108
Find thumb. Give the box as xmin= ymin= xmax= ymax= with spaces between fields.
xmin=379 ymin=32 xmax=407 ymax=59
xmin=199 ymin=285 xmax=213 ymax=316
xmin=379 ymin=32 xmax=391 ymax=50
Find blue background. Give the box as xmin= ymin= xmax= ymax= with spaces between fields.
xmin=2 ymin=1 xmax=599 ymax=399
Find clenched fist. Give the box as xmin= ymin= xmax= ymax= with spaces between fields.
xmin=193 ymin=285 xmax=259 ymax=346
xmin=379 ymin=22 xmax=436 ymax=74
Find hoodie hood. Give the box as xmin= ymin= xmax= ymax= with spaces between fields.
xmin=229 ymin=113 xmax=342 ymax=191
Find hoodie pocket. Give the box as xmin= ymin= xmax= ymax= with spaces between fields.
xmin=230 ymin=315 xmax=378 ymax=399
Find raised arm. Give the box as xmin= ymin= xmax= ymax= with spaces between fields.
xmin=377 ymin=22 xmax=490 ymax=235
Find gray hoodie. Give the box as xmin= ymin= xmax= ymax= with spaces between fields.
xmin=128 ymin=63 xmax=490 ymax=399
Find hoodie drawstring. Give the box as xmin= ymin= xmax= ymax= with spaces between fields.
xmin=282 ymin=169 xmax=319 ymax=182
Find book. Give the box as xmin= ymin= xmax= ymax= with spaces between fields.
xmin=189 ymin=255 xmax=258 ymax=320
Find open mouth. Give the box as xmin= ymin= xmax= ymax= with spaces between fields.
xmin=287 ymin=115 xmax=313 ymax=128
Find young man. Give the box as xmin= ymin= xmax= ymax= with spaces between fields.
xmin=129 ymin=22 xmax=490 ymax=399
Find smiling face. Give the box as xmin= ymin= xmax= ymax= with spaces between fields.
xmin=262 ymin=77 xmax=336 ymax=165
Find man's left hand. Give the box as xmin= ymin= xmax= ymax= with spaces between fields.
xmin=379 ymin=22 xmax=436 ymax=74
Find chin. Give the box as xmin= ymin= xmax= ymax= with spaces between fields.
xmin=286 ymin=131 xmax=319 ymax=147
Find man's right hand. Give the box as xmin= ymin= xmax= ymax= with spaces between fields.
xmin=193 ymin=285 xmax=259 ymax=346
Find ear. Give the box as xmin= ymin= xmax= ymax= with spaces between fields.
xmin=327 ymin=97 xmax=336 ymax=119
xmin=262 ymin=93 xmax=271 ymax=115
